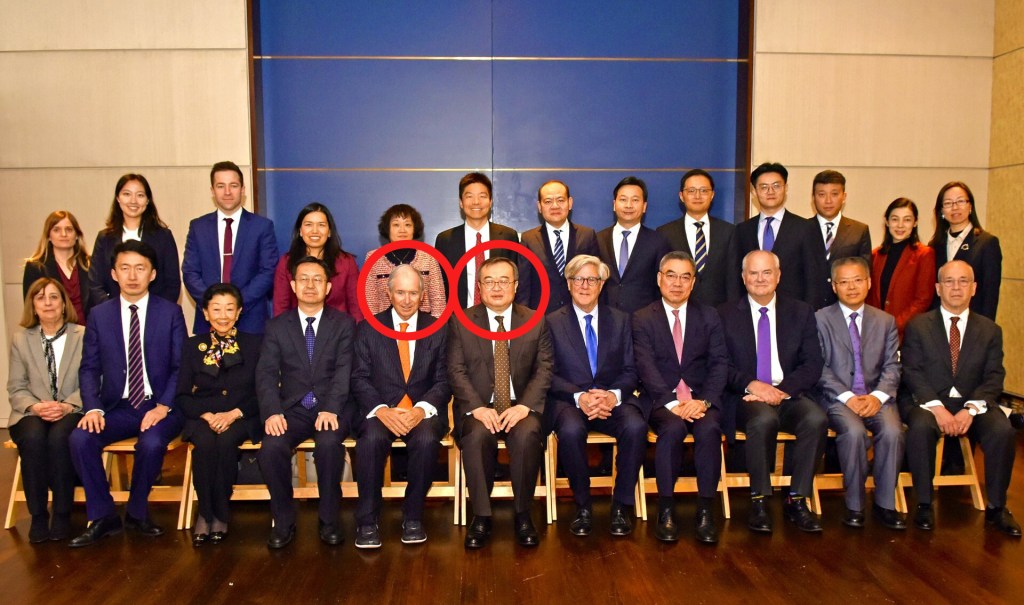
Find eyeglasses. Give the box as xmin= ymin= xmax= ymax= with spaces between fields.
xmin=940 ymin=277 xmax=972 ymax=288
xmin=660 ymin=271 xmax=693 ymax=285
xmin=682 ymin=188 xmax=713 ymax=197
xmin=296 ymin=276 xmax=326 ymax=285
xmin=756 ymin=182 xmax=784 ymax=193
xmin=569 ymin=276 xmax=603 ymax=287
xmin=941 ymin=199 xmax=970 ymax=210
xmin=540 ymin=197 xmax=568 ymax=207
xmin=834 ymin=277 xmax=867 ymax=288
xmin=481 ymin=278 xmax=514 ymax=290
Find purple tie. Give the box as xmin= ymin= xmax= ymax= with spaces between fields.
xmin=762 ymin=216 xmax=775 ymax=251
xmin=756 ymin=307 xmax=772 ymax=384
xmin=127 ymin=304 xmax=146 ymax=409
xmin=849 ymin=311 xmax=867 ymax=395
xmin=301 ymin=316 xmax=316 ymax=409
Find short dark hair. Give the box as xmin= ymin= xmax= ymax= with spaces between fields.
xmin=750 ymin=162 xmax=788 ymax=186
xmin=614 ymin=176 xmax=648 ymax=202
xmin=111 ymin=239 xmax=158 ymax=270
xmin=478 ymin=256 xmax=518 ymax=282
xmin=459 ymin=172 xmax=492 ymax=199
xmin=829 ymin=256 xmax=870 ymax=281
xmin=201 ymin=283 xmax=243 ymax=309
xmin=290 ymin=255 xmax=330 ymax=279
xmin=537 ymin=180 xmax=570 ymax=201
xmin=812 ymin=170 xmax=846 ymax=189
xmin=378 ymin=204 xmax=425 ymax=241
xmin=658 ymin=250 xmax=696 ymax=273
xmin=680 ymin=169 xmax=715 ymax=192
xmin=210 ymin=161 xmax=244 ymax=187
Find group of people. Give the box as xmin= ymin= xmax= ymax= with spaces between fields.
xmin=6 ymin=161 xmax=1015 ymax=553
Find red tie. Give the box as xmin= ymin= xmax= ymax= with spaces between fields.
xmin=949 ymin=316 xmax=961 ymax=375
xmin=473 ymin=232 xmax=484 ymax=305
xmin=672 ymin=309 xmax=692 ymax=401
xmin=222 ymin=217 xmax=234 ymax=283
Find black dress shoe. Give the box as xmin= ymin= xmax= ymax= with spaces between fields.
xmin=192 ymin=532 xmax=210 ymax=547
xmin=783 ymin=497 xmax=822 ymax=533
xmin=515 ymin=513 xmax=539 ymax=547
xmin=986 ymin=507 xmax=1023 ymax=537
xmin=29 ymin=514 xmax=50 ymax=544
xmin=50 ymin=514 xmax=72 ymax=541
xmin=209 ymin=531 xmax=228 ymax=544
xmin=319 ymin=520 xmax=344 ymax=546
xmin=913 ymin=504 xmax=934 ymax=530
xmin=125 ymin=514 xmax=164 ymax=537
xmin=843 ymin=509 xmax=865 ymax=529
xmin=609 ymin=503 xmax=633 ymax=537
xmin=401 ymin=520 xmax=427 ymax=544
xmin=464 ymin=516 xmax=492 ymax=549
xmin=694 ymin=507 xmax=718 ymax=544
xmin=355 ymin=524 xmax=381 ymax=549
xmin=569 ymin=507 xmax=592 ymax=536
xmin=267 ymin=524 xmax=296 ymax=549
xmin=747 ymin=499 xmax=772 ymax=533
xmin=873 ymin=504 xmax=907 ymax=530
xmin=654 ymin=508 xmax=679 ymax=542
xmin=69 ymin=514 xmax=123 ymax=548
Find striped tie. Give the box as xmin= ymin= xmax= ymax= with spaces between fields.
xmin=553 ymin=229 xmax=566 ymax=276
xmin=694 ymin=221 xmax=707 ymax=273
xmin=824 ymin=221 xmax=834 ymax=259
xmin=127 ymin=304 xmax=146 ymax=409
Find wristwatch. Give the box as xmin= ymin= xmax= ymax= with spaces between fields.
xmin=701 ymin=399 xmax=712 ymax=410
xmin=966 ymin=405 xmax=978 ymax=417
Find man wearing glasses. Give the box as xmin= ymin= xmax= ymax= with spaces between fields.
xmin=448 ymin=257 xmax=554 ymax=549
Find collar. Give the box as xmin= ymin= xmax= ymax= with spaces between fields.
xmin=838 ymin=302 xmax=864 ymax=321
xmin=572 ymin=303 xmax=598 ymax=325
xmin=485 ymin=305 xmax=513 ymax=330
xmin=298 ymin=306 xmax=325 ymax=326
xmin=748 ymin=294 xmax=776 ymax=312
xmin=940 ymin=306 xmax=969 ymax=325
xmin=685 ymin=213 xmax=709 ymax=228
xmin=760 ymin=208 xmax=787 ymax=222
xmin=818 ymin=212 xmax=842 ymax=228
xmin=217 ymin=208 xmax=243 ymax=223
xmin=120 ymin=293 xmax=150 ymax=311
xmin=662 ymin=298 xmax=688 ymax=314
xmin=391 ymin=309 xmax=419 ymax=331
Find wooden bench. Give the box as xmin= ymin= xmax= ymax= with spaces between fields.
xmin=548 ymin=430 xmax=646 ymax=521
xmin=638 ymin=432 xmax=731 ymax=521
xmin=457 ymin=433 xmax=555 ymax=525
xmin=723 ymin=431 xmax=821 ymax=513
xmin=898 ymin=435 xmax=984 ymax=510
xmin=814 ymin=429 xmax=909 ymax=513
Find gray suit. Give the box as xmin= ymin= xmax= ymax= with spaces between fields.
xmin=8 ymin=324 xmax=85 ymax=425
xmin=815 ymin=303 xmax=903 ymax=511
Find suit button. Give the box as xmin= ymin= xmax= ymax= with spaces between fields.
xmin=222 ymin=389 xmax=228 ymax=396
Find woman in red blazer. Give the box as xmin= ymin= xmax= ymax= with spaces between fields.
xmin=867 ymin=198 xmax=935 ymax=341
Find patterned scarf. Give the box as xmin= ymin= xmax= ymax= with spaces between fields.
xmin=203 ymin=327 xmax=240 ymax=370
xmin=41 ymin=323 xmax=68 ymax=400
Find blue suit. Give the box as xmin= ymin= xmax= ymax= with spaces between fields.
xmin=182 ymin=209 xmax=278 ymax=334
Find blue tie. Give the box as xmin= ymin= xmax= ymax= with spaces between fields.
xmin=762 ymin=216 xmax=775 ymax=251
xmin=584 ymin=314 xmax=598 ymax=377
xmin=756 ymin=307 xmax=772 ymax=384
xmin=693 ymin=222 xmax=707 ymax=273
xmin=849 ymin=311 xmax=867 ymax=395
xmin=553 ymin=229 xmax=566 ymax=276
xmin=618 ymin=230 xmax=631 ymax=276
xmin=301 ymin=316 xmax=316 ymax=409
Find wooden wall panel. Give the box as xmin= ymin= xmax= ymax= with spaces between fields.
xmin=990 ymin=49 xmax=1024 ymax=167
xmin=995 ymin=0 xmax=1024 ymax=55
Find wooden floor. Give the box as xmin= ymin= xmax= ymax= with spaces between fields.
xmin=2 ymin=431 xmax=1023 ymax=604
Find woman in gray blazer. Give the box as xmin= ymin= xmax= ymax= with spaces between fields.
xmin=7 ymin=277 xmax=85 ymax=543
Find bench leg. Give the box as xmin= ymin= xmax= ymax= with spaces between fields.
xmin=5 ymin=456 xmax=23 ymax=529
xmin=961 ymin=437 xmax=986 ymax=511
xmin=719 ymin=445 xmax=731 ymax=519
xmin=176 ymin=446 xmax=193 ymax=530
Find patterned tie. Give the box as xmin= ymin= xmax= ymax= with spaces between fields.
xmin=672 ymin=309 xmax=692 ymax=400
xmin=397 ymin=322 xmax=414 ymax=409
xmin=222 ymin=217 xmax=234 ymax=283
xmin=694 ymin=222 xmax=707 ymax=273
xmin=584 ymin=314 xmax=598 ymax=377
xmin=824 ymin=221 xmax=835 ymax=259
xmin=493 ymin=315 xmax=512 ymax=414
xmin=618 ymin=230 xmax=631 ymax=277
xmin=473 ymin=232 xmax=484 ymax=305
xmin=849 ymin=311 xmax=867 ymax=395
xmin=756 ymin=307 xmax=772 ymax=384
xmin=762 ymin=216 xmax=775 ymax=251
xmin=553 ymin=230 xmax=566 ymax=276
xmin=41 ymin=323 xmax=68 ymax=400
xmin=301 ymin=317 xmax=316 ymax=409
xmin=949 ymin=316 xmax=961 ymax=375
xmin=127 ymin=304 xmax=146 ymax=409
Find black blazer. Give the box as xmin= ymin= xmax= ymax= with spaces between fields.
xmin=90 ymin=226 xmax=182 ymax=304
xmin=516 ymin=222 xmax=599 ymax=313
xmin=22 ymin=256 xmax=104 ymax=319
xmin=632 ymin=299 xmax=729 ymax=419
xmin=716 ymin=295 xmax=824 ymax=438
xmin=657 ymin=216 xmax=740 ymax=308
xmin=351 ymin=310 xmax=451 ymax=434
xmin=931 ymin=229 xmax=1001 ymax=320
xmin=821 ymin=215 xmax=872 ymax=307
xmin=255 ymin=306 xmax=356 ymax=423
xmin=434 ymin=222 xmax=519 ymax=308
xmin=735 ymin=212 xmax=828 ymax=309
xmin=175 ymin=331 xmax=263 ymax=442
xmin=596 ymin=225 xmax=671 ymax=313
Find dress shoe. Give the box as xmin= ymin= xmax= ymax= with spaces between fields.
xmin=515 ymin=513 xmax=539 ymax=547
xmin=843 ymin=509 xmax=865 ymax=529
xmin=401 ymin=520 xmax=427 ymax=544
xmin=654 ymin=508 xmax=679 ymax=542
xmin=569 ymin=507 xmax=593 ymax=536
xmin=464 ymin=516 xmax=492 ymax=549
xmin=50 ymin=514 xmax=72 ymax=541
xmin=29 ymin=514 xmax=50 ymax=544
xmin=267 ymin=524 xmax=295 ymax=549
xmin=609 ymin=503 xmax=632 ymax=537
xmin=985 ymin=507 xmax=1023 ymax=537
xmin=873 ymin=504 xmax=907 ymax=530
xmin=354 ymin=524 xmax=381 ymax=549
xmin=747 ymin=498 xmax=773 ymax=533
xmin=125 ymin=514 xmax=165 ymax=537
xmin=913 ymin=504 xmax=934 ymax=530
xmin=69 ymin=514 xmax=123 ymax=548
xmin=209 ymin=531 xmax=228 ymax=544
xmin=319 ymin=520 xmax=344 ymax=546
xmin=694 ymin=506 xmax=718 ymax=544
xmin=192 ymin=532 xmax=210 ymax=547
xmin=783 ymin=497 xmax=822 ymax=533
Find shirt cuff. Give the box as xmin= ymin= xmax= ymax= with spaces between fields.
xmin=965 ymin=400 xmax=988 ymax=415
xmin=665 ymin=400 xmax=680 ymax=410
xmin=85 ymin=409 xmax=105 ymax=417
xmin=609 ymin=389 xmax=622 ymax=407
xmin=367 ymin=404 xmax=387 ymax=419
xmin=920 ymin=400 xmax=942 ymax=409
xmin=415 ymin=402 xmax=438 ymax=418
xmin=870 ymin=390 xmax=891 ymax=405
xmin=573 ymin=391 xmax=585 ymax=408
xmin=836 ymin=391 xmax=855 ymax=404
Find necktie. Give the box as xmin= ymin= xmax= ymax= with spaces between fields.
xmin=397 ymin=322 xmax=413 ymax=409
xmin=41 ymin=323 xmax=68 ymax=400
xmin=584 ymin=314 xmax=598 ymax=377
xmin=672 ymin=309 xmax=692 ymax=400
xmin=493 ymin=315 xmax=512 ymax=414
xmin=949 ymin=316 xmax=961 ymax=375
xmin=618 ymin=230 xmax=631 ymax=276
xmin=762 ymin=216 xmax=775 ymax=251
xmin=756 ymin=307 xmax=773 ymax=384
xmin=824 ymin=222 xmax=835 ymax=259
xmin=473 ymin=232 xmax=484 ymax=305
xmin=301 ymin=317 xmax=316 ymax=409
xmin=127 ymin=304 xmax=146 ymax=409
xmin=553 ymin=230 xmax=566 ymax=276
xmin=222 ymin=217 xmax=234 ymax=283
xmin=849 ymin=311 xmax=867 ymax=395
xmin=694 ymin=222 xmax=707 ymax=273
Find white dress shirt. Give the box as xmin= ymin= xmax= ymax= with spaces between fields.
xmin=570 ymin=304 xmax=621 ymax=408
xmin=945 ymin=228 xmax=970 ymax=264
xmin=920 ymin=307 xmax=986 ymax=414
xmin=834 ymin=303 xmax=890 ymax=405
xmin=748 ymin=295 xmax=784 ymax=387
xmin=463 ymin=222 xmax=492 ymax=308
xmin=684 ymin=213 xmax=711 ymax=257
xmin=612 ymin=222 xmax=639 ymax=270
xmin=365 ymin=310 xmax=438 ymax=419
xmin=816 ymin=212 xmax=841 ymax=249
xmin=120 ymin=294 xmax=153 ymax=399
xmin=122 ymin=227 xmax=141 ymax=242
xmin=545 ymin=221 xmax=569 ymax=258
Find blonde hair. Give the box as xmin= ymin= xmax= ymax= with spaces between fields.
xmin=26 ymin=210 xmax=91 ymax=271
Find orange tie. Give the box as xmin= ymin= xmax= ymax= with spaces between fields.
xmin=397 ymin=322 xmax=413 ymax=409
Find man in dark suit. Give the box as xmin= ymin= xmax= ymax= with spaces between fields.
xmin=811 ymin=170 xmax=872 ymax=307
xmin=545 ymin=255 xmax=647 ymax=537
xmin=901 ymin=260 xmax=1019 ymax=536
xmin=657 ymin=169 xmax=740 ymax=308
xmin=182 ymin=161 xmax=279 ymax=334
xmin=434 ymin=172 xmax=519 ymax=309
xmin=256 ymin=256 xmax=356 ymax=548
xmin=597 ymin=176 xmax=672 ymax=313
xmin=815 ymin=257 xmax=905 ymax=530
xmin=448 ymin=257 xmax=554 ymax=549
xmin=68 ymin=240 xmax=187 ymax=547
xmin=351 ymin=264 xmax=451 ymax=548
xmin=718 ymin=250 xmax=827 ymax=533
xmin=634 ymin=251 xmax=729 ymax=544
xmin=516 ymin=180 xmax=599 ymax=313
xmin=735 ymin=162 xmax=828 ymax=308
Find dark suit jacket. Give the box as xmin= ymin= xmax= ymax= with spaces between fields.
xmin=175 ymin=331 xmax=263 ymax=442
xmin=930 ymin=229 xmax=1001 ymax=320
xmin=89 ymin=226 xmax=181 ymax=304
xmin=23 ymin=256 xmax=104 ymax=318
xmin=79 ymin=296 xmax=187 ymax=412
xmin=434 ymin=222 xmax=519 ymax=307
xmin=255 ymin=306 xmax=355 ymax=423
xmin=657 ymin=215 xmax=740 ymax=308
xmin=597 ymin=225 xmax=671 ymax=313
xmin=446 ymin=303 xmax=553 ymax=437
xmin=632 ymin=299 xmax=729 ymax=418
xmin=515 ymin=222 xmax=599 ymax=313
xmin=735 ymin=211 xmax=828 ymax=308
xmin=900 ymin=309 xmax=1004 ymax=415
xmin=182 ymin=209 xmax=279 ymax=334
xmin=821 ymin=216 xmax=872 ymax=307
xmin=351 ymin=310 xmax=451 ymax=433
xmin=867 ymin=242 xmax=935 ymax=341
xmin=716 ymin=295 xmax=824 ymax=438
xmin=814 ymin=303 xmax=900 ymax=407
